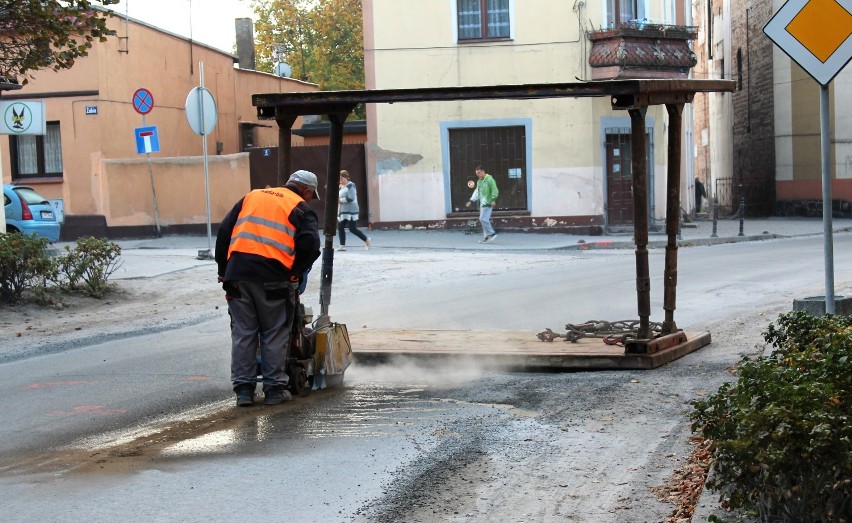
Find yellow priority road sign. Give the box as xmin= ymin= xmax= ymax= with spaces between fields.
xmin=764 ymin=0 xmax=852 ymax=85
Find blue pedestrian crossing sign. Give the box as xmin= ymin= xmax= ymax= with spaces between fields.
xmin=135 ymin=125 xmax=160 ymax=154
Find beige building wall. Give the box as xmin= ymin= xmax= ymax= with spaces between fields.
xmin=99 ymin=154 xmax=250 ymax=228
xmin=771 ymin=0 xmax=852 ymax=204
xmin=364 ymin=0 xmax=675 ymax=226
xmin=1 ymin=14 xmax=316 ymax=233
xmin=836 ymin=71 xmax=852 ymax=186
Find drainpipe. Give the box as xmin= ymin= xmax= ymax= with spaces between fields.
xmin=684 ymin=0 xmax=695 ymax=216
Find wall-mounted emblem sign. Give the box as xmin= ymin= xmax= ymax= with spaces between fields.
xmin=0 ymin=100 xmax=46 ymax=135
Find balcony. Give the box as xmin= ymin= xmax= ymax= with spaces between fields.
xmin=588 ymin=22 xmax=698 ymax=80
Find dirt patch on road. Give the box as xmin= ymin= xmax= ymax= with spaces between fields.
xmin=0 ymin=265 xmax=224 ymax=363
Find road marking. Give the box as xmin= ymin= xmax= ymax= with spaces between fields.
xmin=26 ymin=380 xmax=94 ymax=390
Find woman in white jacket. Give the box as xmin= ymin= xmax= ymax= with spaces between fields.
xmin=336 ymin=170 xmax=371 ymax=251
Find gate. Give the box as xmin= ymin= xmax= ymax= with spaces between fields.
xmin=715 ymin=177 xmax=775 ymax=217
xmin=448 ymin=126 xmax=527 ymax=212
xmin=247 ymin=144 xmax=367 ymax=228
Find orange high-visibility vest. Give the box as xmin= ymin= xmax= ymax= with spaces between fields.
xmin=228 ymin=188 xmax=302 ymax=269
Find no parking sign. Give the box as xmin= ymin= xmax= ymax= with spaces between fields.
xmin=132 ymin=88 xmax=154 ymax=115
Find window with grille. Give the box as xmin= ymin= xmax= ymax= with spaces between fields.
xmin=10 ymin=122 xmax=63 ymax=180
xmin=458 ymin=0 xmax=510 ymax=41
xmin=606 ymin=0 xmax=645 ymax=27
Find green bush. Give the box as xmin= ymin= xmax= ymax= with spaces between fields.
xmin=691 ymin=311 xmax=852 ymax=522
xmin=0 ymin=233 xmax=123 ymax=304
xmin=0 ymin=233 xmax=54 ymax=304
xmin=58 ymin=236 xmax=122 ymax=298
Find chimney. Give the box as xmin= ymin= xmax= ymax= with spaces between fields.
xmin=235 ymin=18 xmax=256 ymax=70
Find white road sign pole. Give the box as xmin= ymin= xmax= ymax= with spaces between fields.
xmin=200 ymin=62 xmax=213 ymax=255
xmin=142 ymin=113 xmax=161 ymax=238
xmin=185 ymin=64 xmax=217 ymax=259
xmin=820 ymin=84 xmax=835 ymax=314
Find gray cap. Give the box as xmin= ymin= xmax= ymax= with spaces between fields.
xmin=288 ymin=170 xmax=320 ymax=200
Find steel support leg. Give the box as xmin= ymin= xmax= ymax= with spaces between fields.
xmin=662 ymin=104 xmax=683 ymax=335
xmin=320 ymin=110 xmax=354 ymax=317
xmin=629 ymin=108 xmax=651 ymax=340
xmin=275 ymin=113 xmax=297 ymax=186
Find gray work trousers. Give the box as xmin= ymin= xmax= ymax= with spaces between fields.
xmin=226 ymin=280 xmax=296 ymax=391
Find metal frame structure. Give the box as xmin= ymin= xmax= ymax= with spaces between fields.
xmin=253 ymin=79 xmax=735 ymax=351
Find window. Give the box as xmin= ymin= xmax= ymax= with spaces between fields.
xmin=10 ymin=122 xmax=63 ymax=180
xmin=607 ymin=0 xmax=645 ymax=27
xmin=458 ymin=0 xmax=510 ymax=41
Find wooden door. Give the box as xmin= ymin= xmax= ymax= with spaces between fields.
xmin=605 ymin=129 xmax=655 ymax=226
xmin=247 ymin=144 xmax=367 ymax=228
xmin=606 ymin=130 xmax=634 ymax=225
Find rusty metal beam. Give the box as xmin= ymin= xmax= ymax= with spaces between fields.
xmin=253 ymin=80 xmax=733 ymax=119
xmin=610 ymin=92 xmax=695 ymax=110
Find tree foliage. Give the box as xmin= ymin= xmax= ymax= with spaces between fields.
xmin=0 ymin=1 xmax=117 ymax=82
xmin=252 ymin=0 xmax=364 ymax=94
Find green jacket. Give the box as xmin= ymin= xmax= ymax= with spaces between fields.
xmin=473 ymin=173 xmax=499 ymax=207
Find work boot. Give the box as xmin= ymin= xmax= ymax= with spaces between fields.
xmin=263 ymin=388 xmax=292 ymax=405
xmin=234 ymin=385 xmax=255 ymax=407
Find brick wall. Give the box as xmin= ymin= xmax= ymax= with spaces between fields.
xmin=730 ymin=0 xmax=776 ymax=215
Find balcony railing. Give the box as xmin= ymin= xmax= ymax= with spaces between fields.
xmin=588 ymin=22 xmax=698 ymax=80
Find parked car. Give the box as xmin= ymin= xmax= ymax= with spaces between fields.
xmin=3 ymin=184 xmax=61 ymax=243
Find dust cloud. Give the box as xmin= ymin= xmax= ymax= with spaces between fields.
xmin=346 ymin=355 xmax=493 ymax=388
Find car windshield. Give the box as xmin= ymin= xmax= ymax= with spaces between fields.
xmin=13 ymin=187 xmax=50 ymax=205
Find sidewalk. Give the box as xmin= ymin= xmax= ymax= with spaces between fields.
xmin=108 ymin=215 xmax=852 ymax=252
xmin=72 ymin=215 xmax=850 ymax=281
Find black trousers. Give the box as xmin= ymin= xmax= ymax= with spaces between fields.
xmin=338 ymin=218 xmax=368 ymax=245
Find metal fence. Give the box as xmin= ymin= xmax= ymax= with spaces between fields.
xmin=714 ymin=177 xmax=775 ymax=217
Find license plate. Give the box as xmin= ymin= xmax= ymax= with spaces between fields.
xmin=41 ymin=210 xmax=53 ymax=219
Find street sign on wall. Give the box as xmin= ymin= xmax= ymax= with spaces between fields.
xmin=763 ymin=0 xmax=852 ymax=85
xmin=135 ymin=125 xmax=160 ymax=154
xmin=0 ymin=100 xmax=46 ymax=135
xmin=132 ymin=88 xmax=155 ymax=115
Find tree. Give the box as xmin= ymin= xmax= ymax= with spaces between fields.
xmin=252 ymin=0 xmax=364 ymax=116
xmin=0 ymin=0 xmax=116 ymax=83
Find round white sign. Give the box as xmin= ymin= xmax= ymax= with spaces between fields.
xmin=185 ymin=87 xmax=217 ymax=135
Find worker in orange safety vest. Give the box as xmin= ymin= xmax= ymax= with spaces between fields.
xmin=215 ymin=170 xmax=321 ymax=407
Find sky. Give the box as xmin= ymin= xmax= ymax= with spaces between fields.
xmin=103 ymin=0 xmax=256 ymax=54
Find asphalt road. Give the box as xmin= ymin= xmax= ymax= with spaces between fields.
xmin=0 ymin=233 xmax=849 ymax=522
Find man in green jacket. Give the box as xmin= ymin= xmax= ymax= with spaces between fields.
xmin=466 ymin=165 xmax=499 ymax=243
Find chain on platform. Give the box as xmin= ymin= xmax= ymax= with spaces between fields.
xmin=537 ymin=320 xmax=663 ymax=346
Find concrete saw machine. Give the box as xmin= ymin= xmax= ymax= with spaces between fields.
xmin=256 ymin=164 xmax=356 ymax=397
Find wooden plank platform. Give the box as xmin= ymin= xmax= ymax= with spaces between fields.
xmin=349 ymin=329 xmax=711 ymax=370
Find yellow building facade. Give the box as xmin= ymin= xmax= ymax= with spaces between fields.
xmin=363 ymin=0 xmax=693 ymax=231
